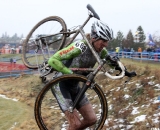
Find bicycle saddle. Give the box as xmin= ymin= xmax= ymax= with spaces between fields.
xmin=87 ymin=4 xmax=100 ymax=20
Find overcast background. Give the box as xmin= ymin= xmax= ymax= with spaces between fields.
xmin=0 ymin=0 xmax=160 ymax=39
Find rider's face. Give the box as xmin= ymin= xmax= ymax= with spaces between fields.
xmin=93 ymin=39 xmax=108 ymax=52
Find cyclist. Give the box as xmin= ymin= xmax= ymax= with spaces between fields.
xmin=48 ymin=20 xmax=113 ymax=130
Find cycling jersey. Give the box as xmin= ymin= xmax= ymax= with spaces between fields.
xmin=48 ymin=40 xmax=108 ymax=74
xmin=48 ymin=39 xmax=109 ymax=112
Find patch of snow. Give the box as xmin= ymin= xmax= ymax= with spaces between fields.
xmin=153 ymin=99 xmax=160 ymax=104
xmin=104 ymin=118 xmax=112 ymax=126
xmin=155 ymin=84 xmax=160 ymax=88
xmin=152 ymin=117 xmax=159 ymax=123
xmin=153 ymin=113 xmax=160 ymax=116
xmin=148 ymin=81 xmax=155 ymax=85
xmin=0 ymin=94 xmax=18 ymax=101
xmin=126 ymin=125 xmax=133 ymax=129
xmin=141 ymin=104 xmax=150 ymax=108
xmin=113 ymin=98 xmax=116 ymax=100
xmin=146 ymin=76 xmax=154 ymax=79
xmin=131 ymin=107 xmax=140 ymax=115
xmin=9 ymin=122 xmax=18 ymax=130
xmin=114 ymin=118 xmax=125 ymax=123
xmin=134 ymin=101 xmax=138 ymax=104
xmin=108 ymin=104 xmax=113 ymax=110
xmin=135 ymin=83 xmax=143 ymax=88
xmin=110 ymin=88 xmax=115 ymax=91
xmin=155 ymin=84 xmax=160 ymax=90
xmin=124 ymin=94 xmax=131 ymax=99
xmin=127 ymin=81 xmax=136 ymax=84
xmin=116 ymin=87 xmax=120 ymax=91
xmin=130 ymin=115 xmax=146 ymax=123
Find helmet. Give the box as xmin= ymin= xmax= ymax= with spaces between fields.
xmin=91 ymin=20 xmax=113 ymax=41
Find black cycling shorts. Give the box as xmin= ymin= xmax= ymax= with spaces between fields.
xmin=55 ymin=79 xmax=89 ymax=112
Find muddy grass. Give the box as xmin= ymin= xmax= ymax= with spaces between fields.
xmin=0 ymin=60 xmax=160 ymax=129
xmin=0 ymin=97 xmax=32 ymax=130
xmin=0 ymin=74 xmax=41 ymax=130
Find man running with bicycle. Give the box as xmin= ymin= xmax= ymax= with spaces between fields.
xmin=47 ymin=20 xmax=115 ymax=130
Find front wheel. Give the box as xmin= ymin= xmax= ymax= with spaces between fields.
xmin=34 ymin=74 xmax=108 ymax=130
xmin=22 ymin=16 xmax=67 ymax=69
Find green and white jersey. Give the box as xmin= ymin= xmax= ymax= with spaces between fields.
xmin=48 ymin=40 xmax=108 ymax=74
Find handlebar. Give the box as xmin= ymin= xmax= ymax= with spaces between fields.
xmin=105 ymin=61 xmax=125 ymax=80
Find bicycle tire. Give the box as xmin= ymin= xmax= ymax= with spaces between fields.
xmin=35 ymin=74 xmax=108 ymax=130
xmin=22 ymin=16 xmax=67 ymax=69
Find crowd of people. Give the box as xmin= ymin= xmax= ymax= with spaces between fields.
xmin=110 ymin=46 xmax=160 ymax=53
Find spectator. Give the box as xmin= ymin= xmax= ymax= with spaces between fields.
xmin=143 ymin=49 xmax=147 ymax=52
xmin=10 ymin=58 xmax=13 ymax=64
xmin=13 ymin=58 xmax=16 ymax=64
xmin=131 ymin=48 xmax=134 ymax=52
xmin=127 ymin=47 xmax=131 ymax=52
xmin=138 ymin=47 xmax=142 ymax=58
xmin=138 ymin=47 xmax=142 ymax=52
xmin=147 ymin=47 xmax=152 ymax=52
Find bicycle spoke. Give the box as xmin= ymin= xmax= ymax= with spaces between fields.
xmin=22 ymin=16 xmax=67 ymax=69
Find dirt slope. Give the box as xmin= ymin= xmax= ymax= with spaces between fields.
xmin=0 ymin=63 xmax=160 ymax=130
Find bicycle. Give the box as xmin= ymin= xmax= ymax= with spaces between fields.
xmin=22 ymin=4 xmax=136 ymax=130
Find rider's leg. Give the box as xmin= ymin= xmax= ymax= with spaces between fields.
xmin=65 ymin=110 xmax=81 ymax=130
xmin=59 ymin=80 xmax=96 ymax=129
xmin=65 ymin=103 xmax=97 ymax=130
xmin=77 ymin=103 xmax=97 ymax=129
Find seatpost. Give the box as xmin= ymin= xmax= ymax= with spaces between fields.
xmin=64 ymin=16 xmax=92 ymax=47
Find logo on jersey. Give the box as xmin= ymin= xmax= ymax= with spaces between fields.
xmin=75 ymin=41 xmax=87 ymax=53
xmin=59 ymin=46 xmax=74 ymax=56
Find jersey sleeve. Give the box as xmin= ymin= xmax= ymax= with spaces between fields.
xmin=100 ymin=48 xmax=115 ymax=69
xmin=100 ymin=48 xmax=109 ymax=59
xmin=48 ymin=40 xmax=87 ymax=74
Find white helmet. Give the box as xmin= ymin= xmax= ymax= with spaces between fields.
xmin=91 ymin=20 xmax=113 ymax=41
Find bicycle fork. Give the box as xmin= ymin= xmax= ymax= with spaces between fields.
xmin=68 ymin=73 xmax=95 ymax=112
xmin=68 ymin=60 xmax=106 ymax=112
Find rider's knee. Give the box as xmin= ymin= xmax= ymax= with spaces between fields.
xmin=87 ymin=116 xmax=97 ymax=126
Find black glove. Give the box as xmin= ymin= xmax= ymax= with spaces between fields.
xmin=115 ymin=67 xmax=137 ymax=77
xmin=105 ymin=55 xmax=119 ymax=66
xmin=125 ymin=70 xmax=137 ymax=77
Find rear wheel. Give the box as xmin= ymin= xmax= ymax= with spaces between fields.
xmin=35 ymin=74 xmax=108 ymax=130
xmin=22 ymin=16 xmax=67 ymax=69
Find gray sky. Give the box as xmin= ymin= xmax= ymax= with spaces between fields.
xmin=0 ymin=0 xmax=160 ymax=39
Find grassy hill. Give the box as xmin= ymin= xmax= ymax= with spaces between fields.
xmin=96 ymin=58 xmax=160 ymax=129
xmin=0 ymin=58 xmax=160 ymax=129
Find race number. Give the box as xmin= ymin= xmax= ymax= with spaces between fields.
xmin=75 ymin=41 xmax=87 ymax=53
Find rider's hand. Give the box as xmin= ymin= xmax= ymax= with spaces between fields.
xmin=105 ymin=55 xmax=119 ymax=66
xmin=125 ymin=70 xmax=137 ymax=77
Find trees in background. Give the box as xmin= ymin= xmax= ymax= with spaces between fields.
xmin=1 ymin=27 xmax=160 ymax=52
xmin=152 ymin=32 xmax=160 ymax=48
xmin=0 ymin=32 xmax=23 ymax=43
xmin=123 ymin=30 xmax=134 ymax=50
xmin=107 ymin=26 xmax=148 ymax=51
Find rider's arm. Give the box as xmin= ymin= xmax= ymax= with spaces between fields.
xmin=48 ymin=40 xmax=87 ymax=74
